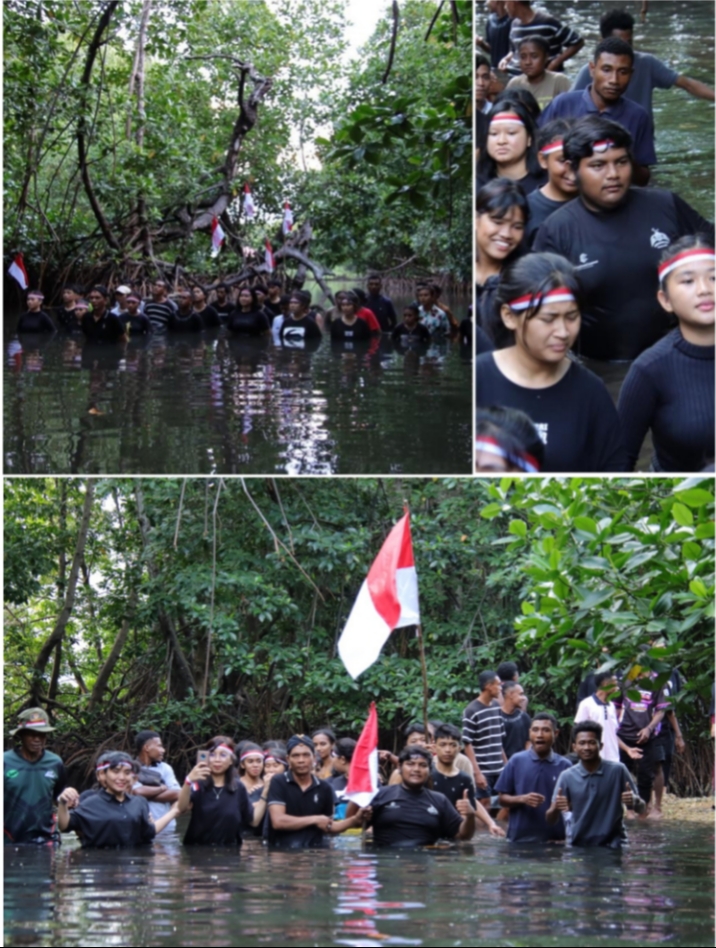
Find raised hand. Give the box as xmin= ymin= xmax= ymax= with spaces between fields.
xmin=621 ymin=780 xmax=635 ymax=808
xmin=456 ymin=788 xmax=475 ymax=817
xmin=553 ymin=787 xmax=569 ymax=812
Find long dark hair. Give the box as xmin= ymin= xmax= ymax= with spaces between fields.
xmin=491 ymin=252 xmax=584 ymax=348
xmin=477 ymin=96 xmax=541 ymax=183
xmin=203 ymin=735 xmax=239 ymax=791
xmin=476 ymin=179 xmax=529 ymax=270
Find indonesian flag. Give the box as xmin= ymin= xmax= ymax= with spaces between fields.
xmin=264 ymin=238 xmax=275 ymax=272
xmin=211 ymin=216 xmax=225 ymax=257
xmin=243 ymin=183 xmax=256 ymax=219
xmin=282 ymin=201 xmax=293 ymax=235
xmin=338 ymin=511 xmax=420 ymax=679
xmin=345 ymin=702 xmax=380 ymax=807
xmin=8 ymin=253 xmax=29 ymax=290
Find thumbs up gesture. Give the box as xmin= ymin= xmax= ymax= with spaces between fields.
xmin=456 ymin=788 xmax=475 ymax=817
xmin=621 ymin=780 xmax=635 ymax=808
xmin=554 ymin=786 xmax=570 ymax=812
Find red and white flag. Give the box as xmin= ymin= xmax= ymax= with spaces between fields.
xmin=243 ymin=183 xmax=256 ymax=219
xmin=264 ymin=238 xmax=275 ymax=271
xmin=211 ymin=216 xmax=225 ymax=257
xmin=338 ymin=511 xmax=420 ymax=679
xmin=345 ymin=702 xmax=380 ymax=807
xmin=282 ymin=201 xmax=293 ymax=235
xmin=8 ymin=253 xmax=29 ymax=290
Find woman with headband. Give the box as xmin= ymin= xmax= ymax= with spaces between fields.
xmin=618 ymin=236 xmax=715 ymax=471
xmin=475 ymin=252 xmax=627 ymax=472
xmin=525 ymin=119 xmax=577 ymax=247
xmin=57 ymin=751 xmax=178 ymax=848
xmin=238 ymin=742 xmax=266 ymax=803
xmin=477 ymin=97 xmax=546 ymax=196
xmin=475 ymin=406 xmax=544 ymax=473
xmin=311 ymin=727 xmax=336 ymax=781
xmin=177 ymin=735 xmax=267 ymax=846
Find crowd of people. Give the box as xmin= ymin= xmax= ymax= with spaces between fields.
xmin=4 ymin=659 xmax=691 ymax=852
xmin=14 ymin=273 xmax=470 ymax=354
xmin=474 ymin=3 xmax=714 ymax=474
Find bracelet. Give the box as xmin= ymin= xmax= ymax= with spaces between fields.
xmin=184 ymin=777 xmax=193 ymax=785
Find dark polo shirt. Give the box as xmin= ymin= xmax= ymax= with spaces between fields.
xmin=266 ymin=771 xmax=335 ymax=848
xmin=552 ymin=759 xmax=640 ymax=848
xmin=495 ymin=748 xmax=571 ymax=842
xmin=369 ymin=783 xmax=462 ymax=847
xmin=66 ymin=789 xmax=155 ymax=848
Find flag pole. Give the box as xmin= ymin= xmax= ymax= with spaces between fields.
xmin=417 ymin=623 xmax=430 ymax=741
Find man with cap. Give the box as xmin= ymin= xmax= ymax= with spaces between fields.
xmin=132 ymin=730 xmax=181 ymax=834
xmin=266 ymin=735 xmax=367 ymax=848
xmin=111 ymin=285 xmax=132 ymax=316
xmin=4 ymin=707 xmax=77 ymax=844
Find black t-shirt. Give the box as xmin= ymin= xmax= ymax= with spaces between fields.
xmin=168 ymin=311 xmax=204 ymax=332
xmin=266 ymin=772 xmax=335 ymax=848
xmin=526 ymin=190 xmax=572 ymax=247
xmin=183 ymin=779 xmax=253 ymax=846
xmin=430 ymin=769 xmax=476 ymax=809
xmin=392 ymin=322 xmax=431 ymax=345
xmin=476 ymin=353 xmax=628 ymax=472
xmin=501 ymin=709 xmax=532 ymax=758
xmin=476 ymin=324 xmax=495 ymax=355
xmin=81 ymin=311 xmax=126 ymax=342
xmin=119 ymin=310 xmax=152 ymax=335
xmin=330 ymin=318 xmax=372 ymax=343
xmin=617 ymin=329 xmax=714 ymax=472
xmin=365 ymin=293 xmax=398 ymax=332
xmin=279 ymin=315 xmax=323 ymax=348
xmin=369 ymin=784 xmax=462 ymax=847
xmin=228 ymin=309 xmax=271 ymax=336
xmin=475 ymin=275 xmax=500 ymax=336
xmin=66 ymin=789 xmax=156 ymax=848
xmin=194 ymin=305 xmax=220 ymax=328
xmin=264 ymin=298 xmax=283 ymax=318
xmin=213 ymin=302 xmax=236 ymax=322
xmin=485 ymin=11 xmax=512 ymax=68
xmin=17 ymin=310 xmax=56 ymax=333
xmin=55 ymin=305 xmax=77 ymax=330
xmin=533 ymin=188 xmax=715 ymax=361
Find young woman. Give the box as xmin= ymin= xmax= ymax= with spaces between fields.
xmin=618 ymin=236 xmax=714 ymax=471
xmin=506 ymin=36 xmax=572 ymax=111
xmin=475 ymin=180 xmax=529 ymax=339
xmin=57 ymin=751 xmax=177 ymax=847
xmin=476 ymin=97 xmax=546 ymax=196
xmin=330 ymin=294 xmax=373 ymax=343
xmin=177 ymin=736 xmax=266 ymax=846
xmin=190 ymin=285 xmax=221 ymax=328
xmin=475 ymin=406 xmax=544 ymax=473
xmin=262 ymin=744 xmax=288 ymax=779
xmin=525 ymin=118 xmax=577 ymax=247
xmin=311 ymin=727 xmax=336 ymax=780
xmin=238 ymin=742 xmax=266 ymax=803
xmin=475 ymin=253 xmax=627 ymax=472
xmin=227 ymin=286 xmax=271 ymax=336
xmin=392 ymin=303 xmax=431 ymax=346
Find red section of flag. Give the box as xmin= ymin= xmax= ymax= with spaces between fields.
xmin=8 ymin=253 xmax=29 ymax=290
xmin=366 ymin=512 xmax=414 ymax=630
xmin=345 ymin=702 xmax=379 ymax=803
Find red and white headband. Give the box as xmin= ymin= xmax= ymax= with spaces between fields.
xmin=591 ymin=139 xmax=616 ymax=153
xmin=507 ymin=287 xmax=576 ymax=313
xmin=212 ymin=743 xmax=235 ymax=756
xmin=658 ymin=249 xmax=715 ymax=283
xmin=240 ymin=749 xmax=263 ymax=762
xmin=490 ymin=112 xmax=525 ymax=127
xmin=475 ymin=436 xmax=540 ymax=475
xmin=540 ymin=140 xmax=563 ymax=156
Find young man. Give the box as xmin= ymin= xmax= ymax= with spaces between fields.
xmin=525 ymin=119 xmax=578 ymax=246
xmin=506 ymin=36 xmax=572 ymax=110
xmin=431 ymin=724 xmax=505 ymax=837
xmin=533 ymin=115 xmax=714 ymax=362
xmin=495 ymin=713 xmax=572 ymax=843
xmin=111 ymin=285 xmax=132 ymax=316
xmin=461 ymin=669 xmax=508 ymax=798
xmin=500 ymin=1 xmax=583 ymax=77
xmin=212 ymin=283 xmax=235 ymax=322
xmin=617 ymin=674 xmax=670 ymax=814
xmin=501 ymin=681 xmax=531 ymax=759
xmin=476 ymin=1 xmax=512 ymax=72
xmin=546 ymin=721 xmax=645 ymax=847
xmin=17 ymin=291 xmax=56 ymax=333
xmin=82 ymin=286 xmax=127 ymax=342
xmin=364 ymin=273 xmax=397 ymax=332
xmin=4 ymin=707 xmax=76 ymax=844
xmin=391 ymin=304 xmax=431 ymax=347
xmin=132 ymin=730 xmax=181 ymax=834
xmin=571 ymin=8 xmax=714 ymax=125
xmin=575 ymin=671 xmax=642 ymax=764
xmin=263 ymin=279 xmax=284 ymax=319
xmin=475 ymin=54 xmax=494 ymax=117
xmin=55 ymin=284 xmax=80 ymax=330
xmin=267 ymin=735 xmax=365 ymax=847
xmin=350 ymin=745 xmax=476 ymax=847
xmin=416 ymin=285 xmax=451 ymax=336
xmin=143 ymin=279 xmax=177 ymax=331
xmin=539 ymin=37 xmax=655 ymax=186
xmin=120 ymin=292 xmax=152 ymax=336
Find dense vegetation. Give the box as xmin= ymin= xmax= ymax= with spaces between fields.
xmin=4 ymin=0 xmax=472 ymax=295
xmin=5 ymin=476 xmax=714 ymax=793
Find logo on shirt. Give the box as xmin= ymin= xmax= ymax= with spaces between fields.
xmin=44 ymin=770 xmax=58 ymax=782
xmin=426 ymin=805 xmax=438 ymax=815
xmin=6 ymin=769 xmax=19 ymax=779
xmin=650 ymin=228 xmax=670 ymax=249
xmin=386 ymin=801 xmax=400 ymax=809
xmin=535 ymin=422 xmax=548 ymax=445
xmin=314 ymin=794 xmax=319 ymax=803
xmin=575 ymin=253 xmax=599 ymax=271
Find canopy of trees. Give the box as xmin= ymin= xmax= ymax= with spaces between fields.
xmin=4 ymin=0 xmax=471 ymax=294
xmin=5 ymin=476 xmax=713 ymax=793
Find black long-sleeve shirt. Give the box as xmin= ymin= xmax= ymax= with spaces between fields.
xmin=617 ymin=329 xmax=714 ymax=471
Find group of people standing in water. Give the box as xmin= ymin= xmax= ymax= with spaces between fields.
xmin=474 ymin=4 xmax=714 ymax=474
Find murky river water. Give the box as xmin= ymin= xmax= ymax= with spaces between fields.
xmin=4 ymin=820 xmax=714 ymax=947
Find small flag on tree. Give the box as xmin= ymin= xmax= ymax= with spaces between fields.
xmin=345 ymin=702 xmax=380 ymax=807
xmin=211 ymin=217 xmax=225 ymax=257
xmin=8 ymin=253 xmax=29 ymax=290
xmin=264 ymin=238 xmax=275 ymax=272
xmin=282 ymin=201 xmax=293 ymax=235
xmin=243 ymin=183 xmax=256 ymax=219
xmin=338 ymin=511 xmax=420 ymax=679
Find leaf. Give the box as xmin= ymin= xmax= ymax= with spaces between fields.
xmin=577 ymin=588 xmax=613 ymax=610
xmin=672 ymin=503 xmax=694 ymax=527
xmin=695 ymin=522 xmax=715 ymax=539
xmin=682 ymin=541 xmax=702 ymax=561
xmin=689 ymin=579 xmax=708 ymax=598
xmin=573 ymin=516 xmax=598 ymax=534
xmin=508 ymin=519 xmax=527 ymax=537
xmin=567 ymin=638 xmax=591 ymax=652
xmin=674 ymin=488 xmax=714 ymax=507
xmin=480 ymin=503 xmax=502 ymax=519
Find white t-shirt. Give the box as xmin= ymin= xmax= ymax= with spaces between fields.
xmin=575 ymin=695 xmax=620 ymax=762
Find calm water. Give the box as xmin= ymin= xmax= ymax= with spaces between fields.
xmin=4 ymin=821 xmax=714 ymax=947
xmin=3 ymin=328 xmax=472 ymax=474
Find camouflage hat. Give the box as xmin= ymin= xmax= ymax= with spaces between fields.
xmin=11 ymin=707 xmax=55 ymax=736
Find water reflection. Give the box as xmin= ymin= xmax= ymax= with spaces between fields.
xmin=4 ymin=331 xmax=471 ymax=474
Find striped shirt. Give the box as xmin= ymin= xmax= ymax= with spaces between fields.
xmin=143 ymin=299 xmax=177 ymax=331
xmin=462 ymin=698 xmax=506 ymax=776
xmin=506 ymin=10 xmax=581 ymax=76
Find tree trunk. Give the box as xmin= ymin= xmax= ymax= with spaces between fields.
xmin=31 ymin=479 xmax=96 ymax=703
xmin=88 ymin=589 xmax=137 ymax=712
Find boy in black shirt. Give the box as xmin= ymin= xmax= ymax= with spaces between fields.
xmin=17 ymin=290 xmax=55 ymax=333
xmin=392 ymin=304 xmax=431 ymax=345
xmin=82 ymin=286 xmax=127 ymax=342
